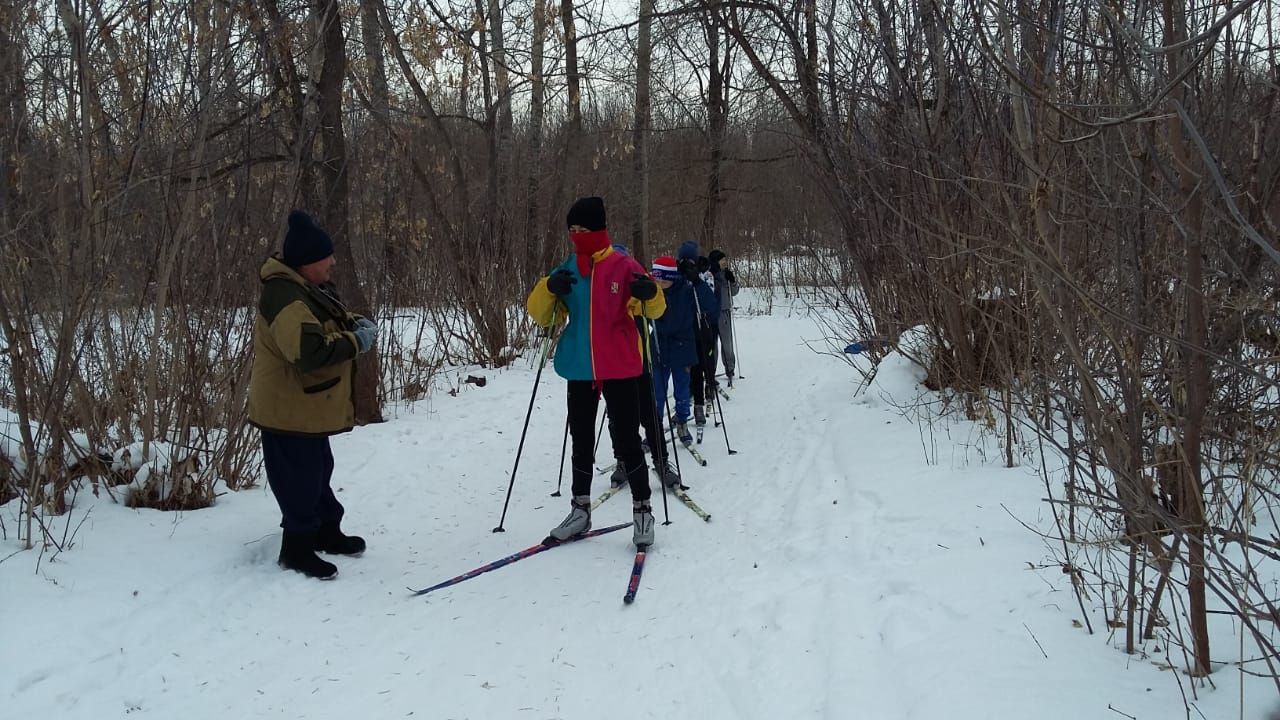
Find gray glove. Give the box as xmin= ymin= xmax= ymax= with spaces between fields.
xmin=353 ymin=322 xmax=378 ymax=353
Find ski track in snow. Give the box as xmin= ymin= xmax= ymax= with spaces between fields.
xmin=1 ymin=299 xmax=1272 ymax=719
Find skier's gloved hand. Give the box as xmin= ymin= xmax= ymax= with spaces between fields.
xmin=354 ymin=316 xmax=377 ymax=331
xmin=629 ymin=273 xmax=658 ymax=301
xmin=723 ymin=268 xmax=736 ymax=284
xmin=547 ymin=269 xmax=577 ymax=297
xmin=353 ymin=323 xmax=379 ymax=353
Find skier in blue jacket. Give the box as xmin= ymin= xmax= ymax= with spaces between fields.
xmin=649 ymin=255 xmax=698 ymax=452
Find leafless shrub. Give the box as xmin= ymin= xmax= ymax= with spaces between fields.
xmin=704 ymin=0 xmax=1280 ymax=694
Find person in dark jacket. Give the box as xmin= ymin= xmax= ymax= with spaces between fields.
xmin=707 ymin=249 xmax=740 ymax=385
xmin=248 ymin=210 xmax=379 ymax=580
xmin=676 ymin=240 xmax=720 ymax=430
xmin=649 ymin=255 xmax=697 ymax=452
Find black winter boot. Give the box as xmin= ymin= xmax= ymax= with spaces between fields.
xmin=279 ymin=531 xmax=338 ymax=579
xmin=316 ymin=523 xmax=366 ymax=556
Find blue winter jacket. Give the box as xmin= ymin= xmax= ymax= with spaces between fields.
xmin=691 ymin=275 xmax=719 ymax=326
xmin=674 ymin=239 xmax=719 ymax=326
xmin=651 ymin=276 xmax=698 ymax=368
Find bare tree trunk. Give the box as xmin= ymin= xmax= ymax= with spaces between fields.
xmin=359 ymin=0 xmax=389 ymax=114
xmin=315 ymin=0 xmax=382 ymax=423
xmin=525 ymin=0 xmax=548 ymax=279
xmin=459 ymin=27 xmax=473 ymax=116
xmin=541 ymin=0 xmax=583 ymax=272
xmin=475 ymin=0 xmax=500 ymax=247
xmin=631 ymin=0 xmax=654 ymax=261
xmin=487 ymin=0 xmax=513 ymax=171
xmin=481 ymin=0 xmax=509 ymax=279
xmin=1161 ymin=0 xmax=1211 ymax=677
xmin=562 ymin=0 xmax=582 ymax=137
xmin=358 ymin=0 xmax=404 ymax=298
xmin=0 ymin=0 xmax=28 ymax=226
xmin=702 ymin=1 xmax=727 ymax=249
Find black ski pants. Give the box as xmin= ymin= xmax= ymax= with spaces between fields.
xmin=568 ymin=377 xmax=652 ymax=502
xmin=690 ymin=321 xmax=720 ymax=406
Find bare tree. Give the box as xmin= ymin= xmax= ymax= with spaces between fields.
xmin=525 ymin=0 xmax=550 ymax=280
xmin=631 ymin=0 xmax=655 ymax=261
xmin=701 ymin=0 xmax=730 ymax=247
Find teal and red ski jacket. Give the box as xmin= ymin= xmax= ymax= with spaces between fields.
xmin=527 ymin=239 xmax=666 ymax=381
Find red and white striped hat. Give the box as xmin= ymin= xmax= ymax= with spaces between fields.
xmin=651 ymin=255 xmax=679 ymax=280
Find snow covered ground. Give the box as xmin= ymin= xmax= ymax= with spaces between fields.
xmin=2 ymin=294 xmax=1275 ymax=719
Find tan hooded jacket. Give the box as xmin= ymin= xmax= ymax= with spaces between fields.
xmin=248 ymin=256 xmax=362 ymax=436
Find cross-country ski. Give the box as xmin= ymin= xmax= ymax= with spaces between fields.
xmin=408 ymin=522 xmax=631 ymax=597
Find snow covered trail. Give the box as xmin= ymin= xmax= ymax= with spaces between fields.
xmin=1 ymin=299 xmax=1264 ymax=719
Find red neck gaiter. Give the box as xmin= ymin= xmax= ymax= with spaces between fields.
xmin=570 ymin=229 xmax=610 ymax=277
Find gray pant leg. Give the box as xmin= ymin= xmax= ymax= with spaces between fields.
xmin=718 ymin=310 xmax=736 ymax=375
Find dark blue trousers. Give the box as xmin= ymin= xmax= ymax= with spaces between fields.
xmin=260 ymin=431 xmax=345 ymax=533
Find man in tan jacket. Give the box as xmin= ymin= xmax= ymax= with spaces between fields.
xmin=248 ymin=210 xmax=378 ymax=579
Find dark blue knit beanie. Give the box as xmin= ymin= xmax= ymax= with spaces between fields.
xmin=283 ymin=210 xmax=334 ymax=268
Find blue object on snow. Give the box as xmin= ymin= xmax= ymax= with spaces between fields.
xmin=845 ymin=339 xmax=892 ymax=354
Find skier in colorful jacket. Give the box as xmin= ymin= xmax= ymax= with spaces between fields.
xmin=526 ymin=196 xmax=666 ymax=550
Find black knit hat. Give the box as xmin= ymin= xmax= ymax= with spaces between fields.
xmin=282 ymin=210 xmax=334 ymax=268
xmin=708 ymin=249 xmax=726 ymax=264
xmin=566 ymin=196 xmax=607 ymax=232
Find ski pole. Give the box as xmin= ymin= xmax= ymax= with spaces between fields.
xmin=664 ymin=401 xmax=681 ymax=478
xmin=729 ymin=307 xmax=742 ymax=379
xmin=663 ymin=398 xmax=685 ymax=498
xmin=551 ymin=414 xmax=569 ymax=497
xmin=712 ymin=373 xmax=737 ymax=455
xmin=594 ymin=407 xmax=607 ymax=456
xmin=494 ymin=304 xmax=561 ymax=532
xmin=640 ymin=310 xmax=671 ymax=526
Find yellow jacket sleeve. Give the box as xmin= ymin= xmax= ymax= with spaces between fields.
xmin=526 ymin=277 xmax=565 ymax=328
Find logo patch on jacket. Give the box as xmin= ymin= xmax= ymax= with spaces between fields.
xmin=610 ymin=281 xmax=620 ymax=294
